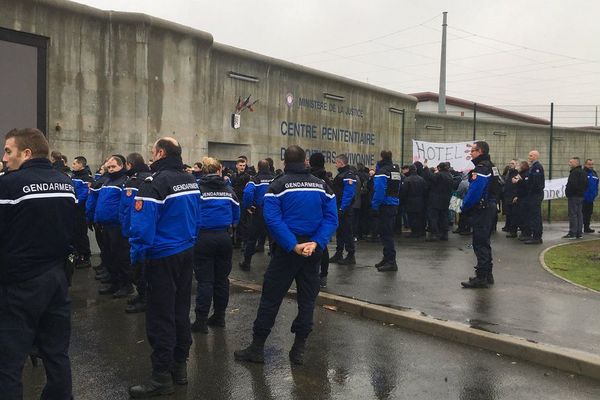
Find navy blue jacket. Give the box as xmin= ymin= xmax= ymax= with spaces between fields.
xmin=93 ymin=169 xmax=128 ymax=226
xmin=129 ymin=156 xmax=201 ymax=263
xmin=263 ymin=163 xmax=338 ymax=252
xmin=372 ymin=159 xmax=401 ymax=209
xmin=85 ymin=173 xmax=109 ymax=222
xmin=462 ymin=154 xmax=494 ymax=212
xmin=120 ymin=166 xmax=152 ymax=237
xmin=242 ymin=170 xmax=275 ymax=209
xmin=527 ymin=160 xmax=545 ymax=196
xmin=584 ymin=168 xmax=599 ymax=203
xmin=0 ymin=158 xmax=76 ymax=283
xmin=332 ymin=165 xmax=358 ymax=212
xmin=198 ymin=174 xmax=241 ymax=230
xmin=71 ymin=169 xmax=93 ymax=204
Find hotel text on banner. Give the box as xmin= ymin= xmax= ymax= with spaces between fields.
xmin=412 ymin=140 xmax=475 ymax=172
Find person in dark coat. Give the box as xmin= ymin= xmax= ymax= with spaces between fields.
xmin=400 ymin=165 xmax=427 ymax=238
xmin=425 ymin=162 xmax=454 ymax=241
xmin=564 ymin=157 xmax=588 ymax=239
xmin=502 ymin=160 xmax=519 ymax=236
xmin=511 ymin=161 xmax=531 ymax=240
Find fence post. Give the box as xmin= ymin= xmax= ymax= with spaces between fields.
xmin=547 ymin=102 xmax=554 ymax=223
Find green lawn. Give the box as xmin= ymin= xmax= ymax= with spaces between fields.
xmin=544 ymin=240 xmax=600 ymax=291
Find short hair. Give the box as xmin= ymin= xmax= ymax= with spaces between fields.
xmin=585 ymin=158 xmax=593 ymax=163
xmin=571 ymin=157 xmax=581 ymax=165
xmin=257 ymin=159 xmax=270 ymax=172
xmin=74 ymin=156 xmax=87 ymax=167
xmin=473 ymin=141 xmax=489 ymax=155
xmin=194 ymin=162 xmax=202 ymax=169
xmin=380 ymin=150 xmax=392 ymax=161
xmin=284 ymin=145 xmax=306 ymax=164
xmin=5 ymin=128 xmax=49 ymax=159
xmin=202 ymin=157 xmax=222 ymax=174
xmin=238 ymin=155 xmax=248 ymax=162
xmin=236 ymin=158 xmax=246 ymax=165
xmin=155 ymin=138 xmax=182 ymax=157
xmin=336 ymin=154 xmax=348 ymax=165
xmin=108 ymin=155 xmax=124 ymax=167
xmin=61 ymin=155 xmax=68 ymax=164
xmin=126 ymin=152 xmax=146 ymax=168
xmin=50 ymin=150 xmax=62 ymax=161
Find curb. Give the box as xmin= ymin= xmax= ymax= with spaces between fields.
xmin=230 ymin=278 xmax=600 ymax=381
xmin=539 ymin=238 xmax=600 ymax=295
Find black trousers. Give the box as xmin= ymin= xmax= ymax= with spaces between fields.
xmin=320 ymin=247 xmax=330 ymax=278
xmin=335 ymin=209 xmax=355 ymax=253
xmin=72 ymin=202 xmax=90 ymax=259
xmin=145 ymin=247 xmax=193 ymax=373
xmin=583 ymin=201 xmax=594 ymax=229
xmin=253 ymin=244 xmax=322 ymax=340
xmin=427 ymin=207 xmax=449 ymax=238
xmin=244 ymin=208 xmax=268 ymax=259
xmin=525 ymin=193 xmax=544 ymax=239
xmin=471 ymin=203 xmax=496 ymax=276
xmin=504 ymin=202 xmax=515 ymax=233
xmin=379 ymin=205 xmax=398 ymax=262
xmin=94 ymin=223 xmax=108 ymax=268
xmin=194 ymin=230 xmax=233 ymax=319
xmin=0 ymin=266 xmax=72 ymax=400
xmin=407 ymin=211 xmax=425 ymax=236
xmin=103 ymin=225 xmax=132 ymax=287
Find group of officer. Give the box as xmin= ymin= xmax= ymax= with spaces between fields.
xmin=5 ymin=127 xmax=590 ymax=398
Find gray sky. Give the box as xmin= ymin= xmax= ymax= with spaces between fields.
xmin=73 ymin=0 xmax=600 ymax=125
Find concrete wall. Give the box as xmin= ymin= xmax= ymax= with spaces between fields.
xmin=415 ymin=111 xmax=600 ymax=179
xmin=0 ymin=0 xmax=416 ymax=171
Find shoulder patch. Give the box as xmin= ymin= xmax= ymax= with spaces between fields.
xmin=126 ymin=189 xmax=133 ymax=197
xmin=471 ymin=172 xmax=478 ymax=180
xmin=135 ymin=199 xmax=143 ymax=211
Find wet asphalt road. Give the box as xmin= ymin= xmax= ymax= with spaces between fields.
xmin=23 ymin=266 xmax=600 ymax=399
xmin=232 ymin=222 xmax=600 ymax=355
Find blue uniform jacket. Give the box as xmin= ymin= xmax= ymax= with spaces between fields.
xmin=584 ymin=168 xmax=599 ymax=203
xmin=371 ymin=160 xmax=401 ymax=209
xmin=85 ymin=173 xmax=109 ymax=222
xmin=242 ymin=171 xmax=275 ymax=209
xmin=119 ymin=167 xmax=151 ymax=237
xmin=527 ymin=160 xmax=545 ymax=196
xmin=263 ymin=163 xmax=338 ymax=252
xmin=198 ymin=174 xmax=240 ymax=230
xmin=93 ymin=170 xmax=128 ymax=226
xmin=332 ymin=165 xmax=358 ymax=211
xmin=71 ymin=169 xmax=92 ymax=204
xmin=129 ymin=156 xmax=201 ymax=264
xmin=461 ymin=154 xmax=493 ymax=212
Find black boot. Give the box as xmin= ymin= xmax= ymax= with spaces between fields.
xmin=129 ymin=371 xmax=174 ymax=398
xmin=125 ymin=298 xmax=147 ymax=314
xmin=75 ymin=256 xmax=92 ymax=269
xmin=191 ymin=316 xmax=208 ymax=334
xmin=328 ymin=251 xmax=343 ymax=263
xmin=337 ymin=253 xmax=356 ymax=265
xmin=319 ymin=276 xmax=328 ymax=288
xmin=487 ymin=272 xmax=495 ymax=285
xmin=377 ymin=260 xmax=398 ymax=272
xmin=234 ymin=335 xmax=265 ymax=363
xmin=113 ymin=284 xmax=134 ymax=299
xmin=289 ymin=336 xmax=307 ymax=365
xmin=461 ymin=275 xmax=489 ymax=289
xmin=172 ymin=361 xmax=188 ymax=385
xmin=207 ymin=313 xmax=226 ymax=327
xmin=239 ymin=257 xmax=252 ymax=271
xmin=374 ymin=259 xmax=386 ymax=268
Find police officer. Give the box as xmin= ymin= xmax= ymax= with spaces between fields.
xmin=192 ymin=157 xmax=240 ymax=333
xmin=71 ymin=155 xmax=93 ymax=268
xmin=400 ymin=164 xmax=427 ymax=238
xmin=523 ymin=150 xmax=545 ymax=244
xmin=234 ymin=145 xmax=337 ymax=365
xmin=239 ymin=159 xmax=274 ymax=270
xmin=460 ymin=141 xmax=498 ymax=288
xmin=128 ymin=138 xmax=201 ymax=397
xmin=372 ymin=150 xmax=401 ymax=272
xmin=0 ymin=128 xmax=76 ymax=399
xmin=231 ymin=158 xmax=251 ymax=248
xmin=86 ymin=159 xmax=111 ymax=281
xmin=329 ymin=154 xmax=358 ymax=265
xmin=120 ymin=153 xmax=151 ymax=313
xmin=91 ymin=155 xmax=133 ymax=297
xmin=583 ymin=159 xmax=598 ymax=233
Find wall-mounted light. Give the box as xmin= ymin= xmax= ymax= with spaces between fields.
xmin=425 ymin=125 xmax=443 ymax=130
xmin=492 ymin=131 xmax=507 ymax=137
xmin=388 ymin=107 xmax=405 ymax=114
xmin=323 ymin=93 xmax=345 ymax=101
xmin=228 ymin=71 xmax=259 ymax=83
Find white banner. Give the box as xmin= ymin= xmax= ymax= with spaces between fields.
xmin=412 ymin=139 xmax=475 ymax=172
xmin=543 ymin=177 xmax=568 ymax=200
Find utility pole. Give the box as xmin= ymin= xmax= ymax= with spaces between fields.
xmin=438 ymin=12 xmax=448 ymax=114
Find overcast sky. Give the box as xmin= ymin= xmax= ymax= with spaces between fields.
xmin=72 ymin=0 xmax=600 ymax=125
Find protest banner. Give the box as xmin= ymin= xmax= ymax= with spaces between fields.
xmin=412 ymin=139 xmax=475 ymax=171
xmin=543 ymin=177 xmax=568 ymax=200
